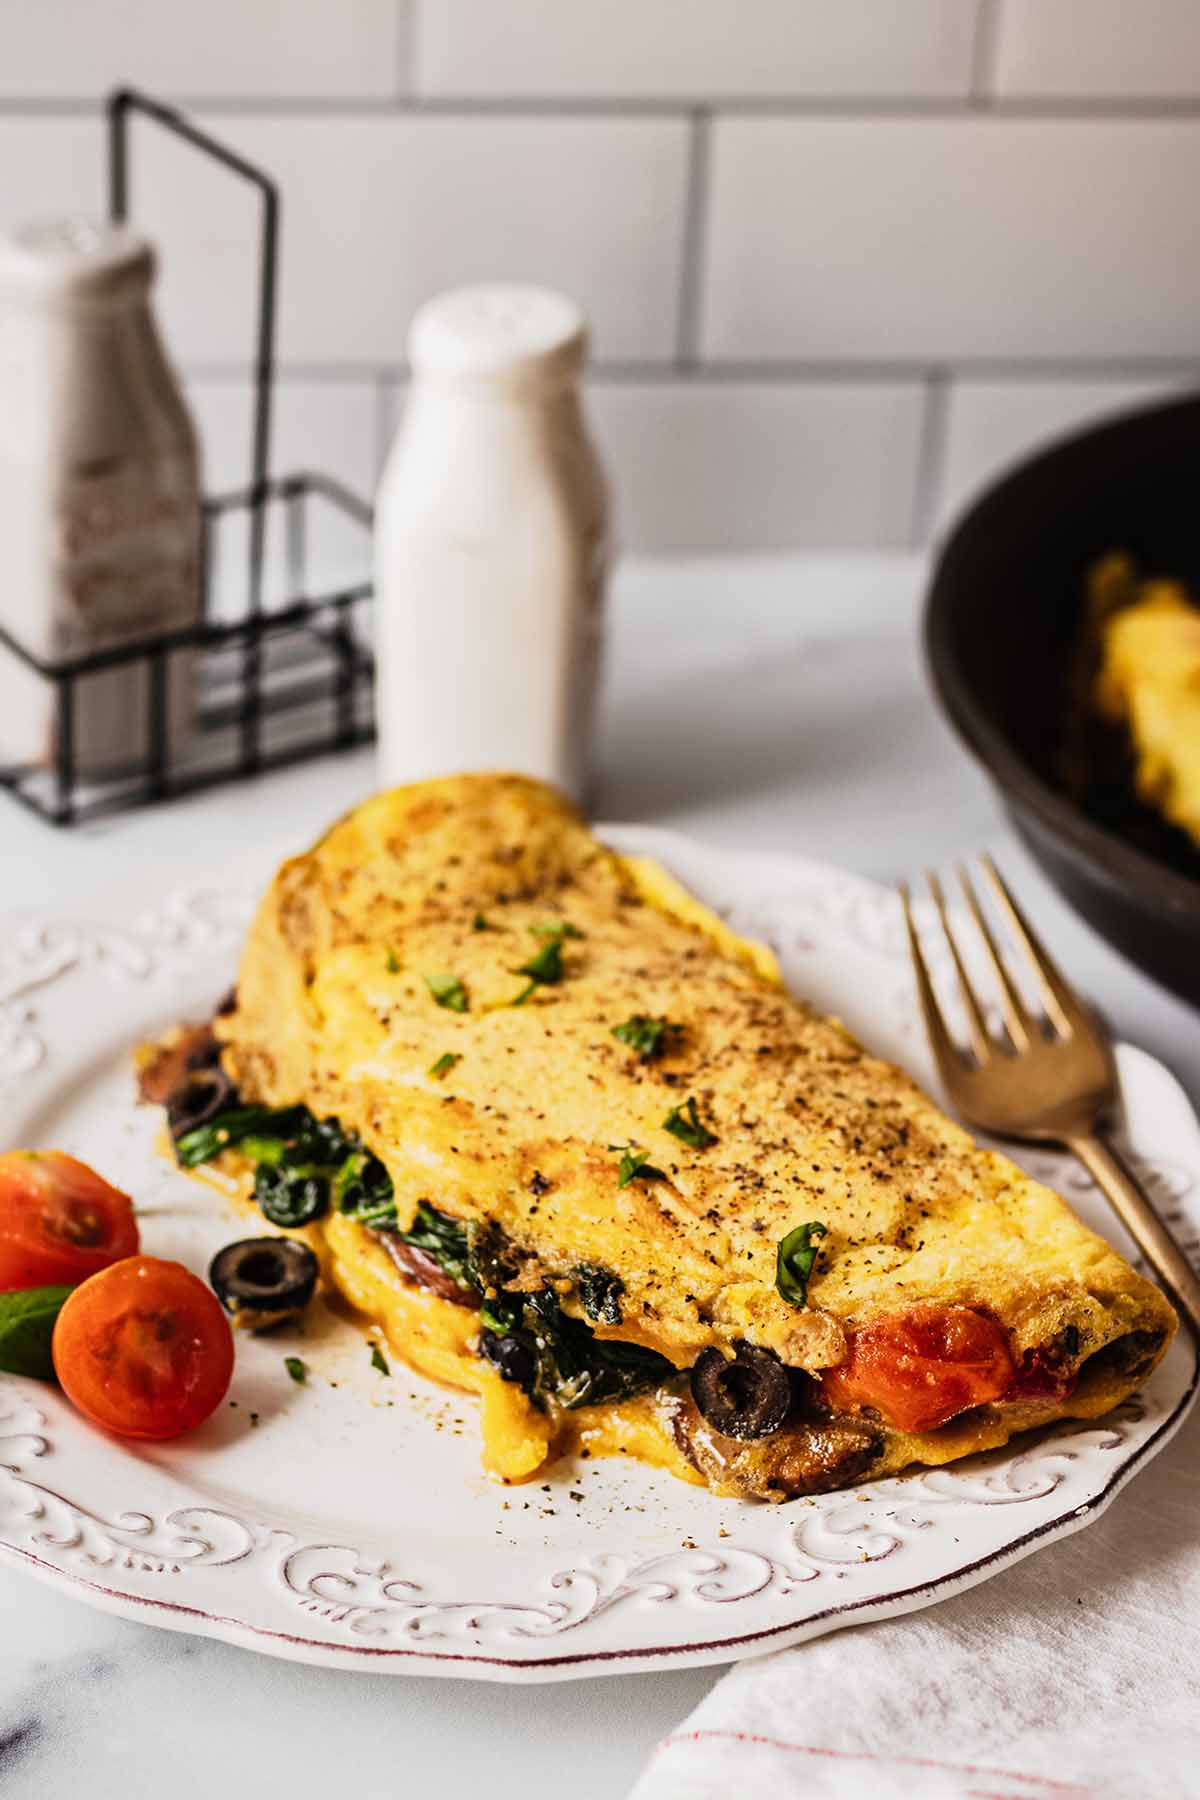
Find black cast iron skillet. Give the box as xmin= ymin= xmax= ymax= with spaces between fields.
xmin=925 ymin=391 xmax=1200 ymax=1007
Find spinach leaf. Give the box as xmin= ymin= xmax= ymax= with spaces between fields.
xmin=575 ymin=1265 xmax=624 ymax=1326
xmin=479 ymin=1287 xmax=672 ymax=1412
xmin=397 ymin=1202 xmax=474 ymax=1290
xmin=0 ymin=1285 xmax=73 ymax=1381
xmin=175 ymin=1104 xmax=307 ymax=1168
xmin=663 ymin=1097 xmax=718 ymax=1150
xmin=775 ymin=1221 xmax=828 ymax=1308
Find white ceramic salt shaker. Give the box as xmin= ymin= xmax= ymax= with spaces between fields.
xmin=374 ymin=285 xmax=609 ymax=806
xmin=0 ymin=218 xmax=202 ymax=776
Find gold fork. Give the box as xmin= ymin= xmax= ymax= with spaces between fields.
xmin=900 ymin=854 xmax=1200 ymax=1337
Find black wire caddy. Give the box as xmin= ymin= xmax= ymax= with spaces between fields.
xmin=0 ymin=88 xmax=377 ymax=828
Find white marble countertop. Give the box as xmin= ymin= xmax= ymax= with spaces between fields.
xmin=2 ymin=551 xmax=1197 ymax=1799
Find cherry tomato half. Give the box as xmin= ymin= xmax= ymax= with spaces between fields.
xmin=822 ymin=1302 xmax=1016 ymax=1434
xmin=52 ymin=1257 xmax=235 ymax=1441
xmin=0 ymin=1151 xmax=139 ymax=1290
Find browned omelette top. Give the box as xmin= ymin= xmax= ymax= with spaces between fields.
xmin=219 ymin=774 xmax=1172 ymax=1371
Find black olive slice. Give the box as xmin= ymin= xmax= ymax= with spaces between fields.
xmin=479 ymin=1329 xmax=536 ymax=1390
xmin=167 ymin=1066 xmax=237 ymax=1141
xmin=209 ymin=1236 xmax=319 ymax=1332
xmin=689 ymin=1344 xmax=792 ymax=1441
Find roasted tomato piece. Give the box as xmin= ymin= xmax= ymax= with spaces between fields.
xmin=0 ymin=1151 xmax=139 ymax=1290
xmin=822 ymin=1302 xmax=1016 ymax=1434
xmin=52 ymin=1256 xmax=234 ymax=1440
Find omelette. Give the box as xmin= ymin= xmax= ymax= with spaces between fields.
xmin=153 ymin=775 xmax=1175 ymax=1501
xmin=1089 ymin=553 xmax=1200 ymax=851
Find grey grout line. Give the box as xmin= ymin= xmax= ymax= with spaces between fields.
xmin=10 ymin=93 xmax=1200 ymax=120
xmin=182 ymin=357 xmax=1200 ymax=386
xmin=970 ymin=0 xmax=1004 ymax=106
xmin=908 ymin=371 xmax=953 ymax=548
xmin=674 ymin=110 xmax=712 ymax=370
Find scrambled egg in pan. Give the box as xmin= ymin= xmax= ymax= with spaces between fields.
xmin=174 ymin=775 xmax=1173 ymax=1501
xmin=1091 ymin=552 xmax=1200 ymax=850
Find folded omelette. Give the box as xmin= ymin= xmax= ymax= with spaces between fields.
xmin=170 ymin=775 xmax=1175 ymax=1501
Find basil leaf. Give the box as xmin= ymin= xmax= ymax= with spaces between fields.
xmin=663 ymin=1097 xmax=717 ymax=1150
xmin=370 ymin=1343 xmax=391 ymax=1376
xmin=776 ymin=1221 xmax=828 ymax=1308
xmin=0 ymin=1285 xmax=73 ymax=1381
xmin=428 ymin=1052 xmax=460 ymax=1079
xmin=612 ymin=1015 xmax=669 ymax=1061
xmin=424 ymin=971 xmax=468 ymax=1012
xmin=284 ymin=1355 xmax=307 ymax=1384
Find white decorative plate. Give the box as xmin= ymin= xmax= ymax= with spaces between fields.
xmin=0 ymin=827 xmax=1196 ymax=1681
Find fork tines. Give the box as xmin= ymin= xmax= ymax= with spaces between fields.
xmin=900 ymin=856 xmax=1081 ymax=1067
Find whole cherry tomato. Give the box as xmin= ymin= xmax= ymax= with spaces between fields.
xmin=52 ymin=1256 xmax=234 ymax=1440
xmin=0 ymin=1151 xmax=139 ymax=1290
xmin=822 ymin=1302 xmax=1015 ymax=1434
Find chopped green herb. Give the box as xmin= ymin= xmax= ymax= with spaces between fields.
xmin=663 ymin=1096 xmax=717 ymax=1150
xmin=775 ymin=1221 xmax=828 ymax=1308
xmin=429 ymin=1051 xmax=460 ymax=1079
xmin=510 ymin=920 xmax=583 ymax=1003
xmin=612 ymin=1145 xmax=665 ymax=1190
xmin=385 ymin=948 xmax=400 ymax=973
xmin=472 ymin=912 xmax=492 ymax=932
xmin=284 ymin=1356 xmax=307 ymax=1385
xmin=424 ymin=971 xmax=468 ymax=1012
xmin=612 ymin=1015 xmax=670 ymax=1061
xmin=370 ymin=1343 xmax=391 ymax=1377
xmin=0 ymin=1285 xmax=73 ymax=1381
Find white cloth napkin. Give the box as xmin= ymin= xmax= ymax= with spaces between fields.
xmin=631 ymin=1410 xmax=1200 ymax=1800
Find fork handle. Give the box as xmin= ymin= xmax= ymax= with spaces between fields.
xmin=1066 ymin=1132 xmax=1200 ymax=1338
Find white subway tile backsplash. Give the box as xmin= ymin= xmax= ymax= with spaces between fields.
xmin=0 ymin=0 xmax=408 ymax=100
xmin=416 ymin=0 xmax=977 ymax=100
xmin=993 ymin=0 xmax=1200 ymax=99
xmin=704 ymin=118 xmax=1200 ymax=363
xmin=186 ymin=377 xmax=380 ymax=606
xmin=585 ymin=380 xmax=924 ymax=551
xmin=936 ymin=376 xmax=1195 ymax=536
xmin=0 ymin=118 xmax=103 ymax=225
xmin=130 ymin=113 xmax=689 ymax=366
xmin=186 ymin=377 xmax=381 ymax=498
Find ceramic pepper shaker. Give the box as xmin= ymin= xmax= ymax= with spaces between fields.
xmin=0 ymin=218 xmax=202 ymax=777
